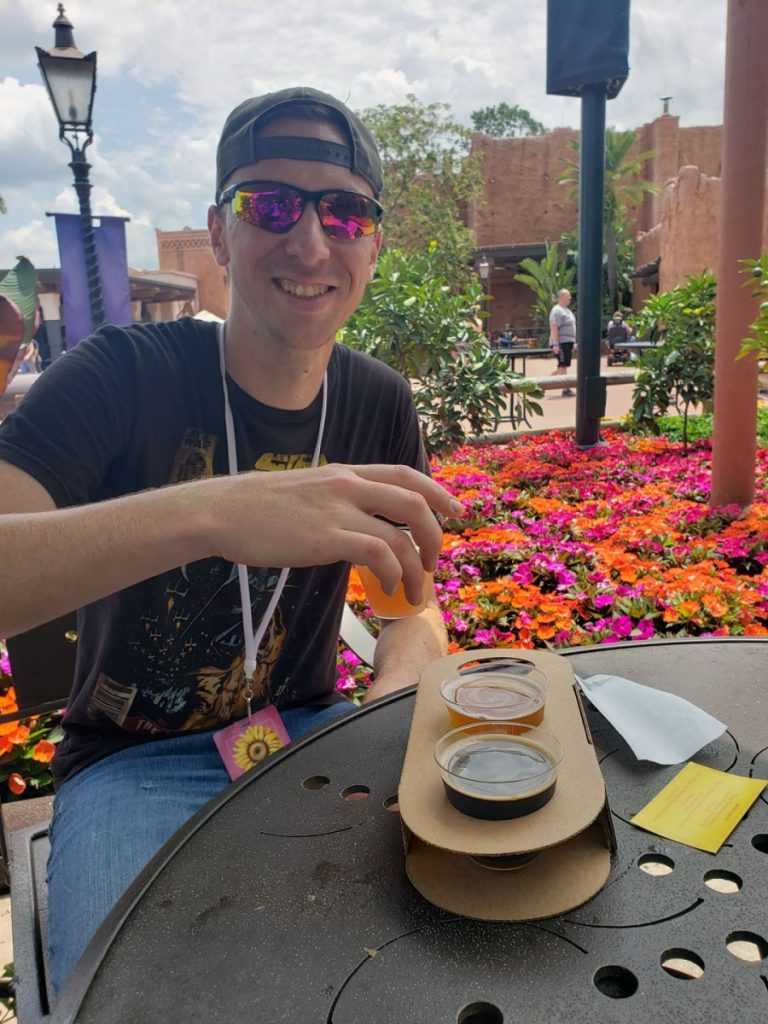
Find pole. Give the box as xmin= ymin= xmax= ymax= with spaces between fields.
xmin=69 ymin=145 xmax=105 ymax=329
xmin=710 ymin=0 xmax=768 ymax=508
xmin=574 ymin=83 xmax=608 ymax=448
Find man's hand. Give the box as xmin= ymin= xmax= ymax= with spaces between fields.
xmin=0 ymin=460 xmax=462 ymax=638
xmin=206 ymin=463 xmax=463 ymax=608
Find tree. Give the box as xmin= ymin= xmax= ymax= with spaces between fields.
xmin=340 ymin=242 xmax=543 ymax=454
xmin=628 ymin=272 xmax=716 ymax=450
xmin=514 ymin=241 xmax=577 ymax=340
xmin=470 ymin=103 xmax=547 ymax=138
xmin=0 ymin=197 xmax=6 ymax=214
xmin=357 ymin=96 xmax=484 ymax=291
xmin=558 ymin=129 xmax=659 ymax=313
xmin=738 ymin=253 xmax=768 ymax=368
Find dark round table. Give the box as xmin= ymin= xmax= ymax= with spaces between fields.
xmin=54 ymin=639 xmax=768 ymax=1024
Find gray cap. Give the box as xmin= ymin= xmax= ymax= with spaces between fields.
xmin=215 ymin=86 xmax=383 ymax=201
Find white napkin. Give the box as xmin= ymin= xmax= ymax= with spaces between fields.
xmin=575 ymin=673 xmax=727 ymax=765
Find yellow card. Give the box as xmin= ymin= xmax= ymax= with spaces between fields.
xmin=631 ymin=762 xmax=767 ymax=854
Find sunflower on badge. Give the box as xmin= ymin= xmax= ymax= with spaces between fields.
xmin=233 ymin=723 xmax=285 ymax=771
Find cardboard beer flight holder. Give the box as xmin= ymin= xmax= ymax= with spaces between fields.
xmin=399 ymin=648 xmax=616 ymax=920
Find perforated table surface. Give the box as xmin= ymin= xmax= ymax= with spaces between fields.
xmin=54 ymin=639 xmax=768 ymax=1024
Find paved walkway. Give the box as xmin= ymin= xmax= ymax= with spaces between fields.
xmin=1 ymin=354 xmax=636 ymax=432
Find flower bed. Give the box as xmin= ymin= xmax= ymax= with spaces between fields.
xmin=0 ymin=642 xmax=63 ymax=800
xmin=339 ymin=430 xmax=768 ymax=695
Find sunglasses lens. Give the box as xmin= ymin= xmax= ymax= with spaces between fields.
xmin=230 ymin=185 xmax=380 ymax=240
xmin=318 ymin=193 xmax=380 ymax=240
xmin=232 ymin=187 xmax=303 ymax=233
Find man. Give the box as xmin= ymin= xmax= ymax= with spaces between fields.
xmin=0 ymin=87 xmax=461 ymax=994
xmin=548 ymin=288 xmax=576 ymax=396
xmin=606 ymin=310 xmax=631 ymax=365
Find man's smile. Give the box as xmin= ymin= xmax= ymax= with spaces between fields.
xmin=276 ymin=279 xmax=334 ymax=299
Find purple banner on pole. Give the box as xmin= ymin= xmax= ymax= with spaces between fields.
xmin=54 ymin=213 xmax=132 ymax=348
xmin=54 ymin=213 xmax=92 ymax=348
xmin=95 ymin=216 xmax=132 ymax=328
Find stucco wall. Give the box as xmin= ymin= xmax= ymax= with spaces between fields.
xmin=658 ymin=166 xmax=721 ymax=292
xmin=157 ymin=228 xmax=229 ymax=319
xmin=468 ymin=128 xmax=579 ymax=246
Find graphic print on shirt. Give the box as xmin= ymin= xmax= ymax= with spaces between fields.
xmin=87 ymin=437 xmax=323 ymax=735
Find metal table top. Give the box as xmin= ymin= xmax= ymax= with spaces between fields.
xmin=55 ymin=638 xmax=768 ymax=1024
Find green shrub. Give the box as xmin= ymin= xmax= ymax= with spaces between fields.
xmin=340 ymin=242 xmax=543 ymax=454
xmin=628 ymin=272 xmax=716 ymax=450
xmin=655 ymin=408 xmax=768 ymax=447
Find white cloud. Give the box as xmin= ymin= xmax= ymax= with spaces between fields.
xmin=0 ymin=219 xmax=59 ymax=267
xmin=1 ymin=0 xmax=729 ymax=274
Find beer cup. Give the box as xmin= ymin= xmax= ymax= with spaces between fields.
xmin=434 ymin=721 xmax=563 ymax=821
xmin=440 ymin=659 xmax=549 ymax=728
xmin=354 ymin=529 xmax=430 ymax=619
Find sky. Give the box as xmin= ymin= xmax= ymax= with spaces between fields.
xmin=0 ymin=0 xmax=727 ymax=273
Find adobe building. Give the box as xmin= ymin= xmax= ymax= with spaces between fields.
xmin=467 ymin=106 xmax=768 ymax=334
xmin=153 ymin=108 xmax=765 ymax=338
xmin=156 ymin=227 xmax=229 ymax=320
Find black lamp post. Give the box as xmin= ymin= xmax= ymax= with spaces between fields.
xmin=477 ymin=254 xmax=491 ymax=336
xmin=37 ymin=4 xmax=105 ymax=328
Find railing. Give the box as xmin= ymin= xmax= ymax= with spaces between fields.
xmin=506 ymin=368 xmax=638 ymax=428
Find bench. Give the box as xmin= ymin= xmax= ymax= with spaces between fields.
xmin=505 ymin=368 xmax=638 ymax=426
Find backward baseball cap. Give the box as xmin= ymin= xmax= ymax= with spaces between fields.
xmin=215 ymin=86 xmax=383 ymax=202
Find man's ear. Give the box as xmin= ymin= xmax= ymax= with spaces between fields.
xmin=208 ymin=205 xmax=230 ymax=267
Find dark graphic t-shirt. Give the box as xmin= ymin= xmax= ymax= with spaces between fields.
xmin=0 ymin=319 xmax=428 ymax=785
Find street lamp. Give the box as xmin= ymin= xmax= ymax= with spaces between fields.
xmin=37 ymin=4 xmax=105 ymax=327
xmin=477 ymin=255 xmax=490 ymax=289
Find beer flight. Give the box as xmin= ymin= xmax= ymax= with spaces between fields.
xmin=434 ymin=659 xmax=563 ymax=822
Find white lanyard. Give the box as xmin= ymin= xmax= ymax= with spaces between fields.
xmin=217 ymin=322 xmax=328 ymax=702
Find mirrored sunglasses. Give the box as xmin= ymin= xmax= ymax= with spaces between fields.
xmin=219 ymin=180 xmax=383 ymax=241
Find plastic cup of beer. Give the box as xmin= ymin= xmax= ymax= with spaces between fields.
xmin=434 ymin=721 xmax=563 ymax=821
xmin=440 ymin=659 xmax=549 ymax=728
xmin=354 ymin=530 xmax=430 ymax=619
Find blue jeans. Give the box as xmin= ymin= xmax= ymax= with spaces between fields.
xmin=47 ymin=701 xmax=354 ymax=997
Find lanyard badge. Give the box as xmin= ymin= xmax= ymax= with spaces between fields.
xmin=212 ymin=321 xmax=328 ymax=779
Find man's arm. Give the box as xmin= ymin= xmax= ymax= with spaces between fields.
xmin=549 ymin=309 xmax=560 ymax=349
xmin=360 ymin=580 xmax=446 ymax=704
xmin=0 ymin=460 xmax=463 ymax=639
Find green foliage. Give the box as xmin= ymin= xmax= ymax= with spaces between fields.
xmin=514 ymin=241 xmax=577 ymax=338
xmin=0 ymin=197 xmax=6 ymax=215
xmin=0 ymin=963 xmax=13 ymax=1022
xmin=558 ymin=129 xmax=660 ymax=313
xmin=340 ymin=243 xmax=543 ymax=455
xmin=655 ymin=408 xmax=768 ymax=447
xmin=0 ymin=256 xmax=38 ymax=345
xmin=738 ymin=253 xmax=768 ymax=366
xmin=628 ymin=272 xmax=717 ymax=450
xmin=470 ymin=103 xmax=547 ymax=138
xmin=358 ymin=96 xmax=484 ymax=291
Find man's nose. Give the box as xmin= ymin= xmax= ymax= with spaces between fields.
xmin=283 ymin=201 xmax=331 ymax=263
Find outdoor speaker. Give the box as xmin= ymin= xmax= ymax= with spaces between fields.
xmin=547 ymin=0 xmax=630 ymax=99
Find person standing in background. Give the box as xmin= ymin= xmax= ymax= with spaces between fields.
xmin=548 ymin=288 xmax=576 ymax=396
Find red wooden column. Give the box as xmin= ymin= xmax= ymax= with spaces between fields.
xmin=710 ymin=0 xmax=768 ymax=508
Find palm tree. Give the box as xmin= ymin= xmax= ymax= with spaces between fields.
xmin=514 ymin=240 xmax=577 ymax=340
xmin=558 ymin=129 xmax=659 ymax=313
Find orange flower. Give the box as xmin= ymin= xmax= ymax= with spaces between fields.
xmin=702 ymin=593 xmax=729 ymax=618
xmin=678 ymin=600 xmax=701 ymax=617
xmin=7 ymin=725 xmax=29 ymax=746
xmin=31 ymin=740 xmax=56 ymax=763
